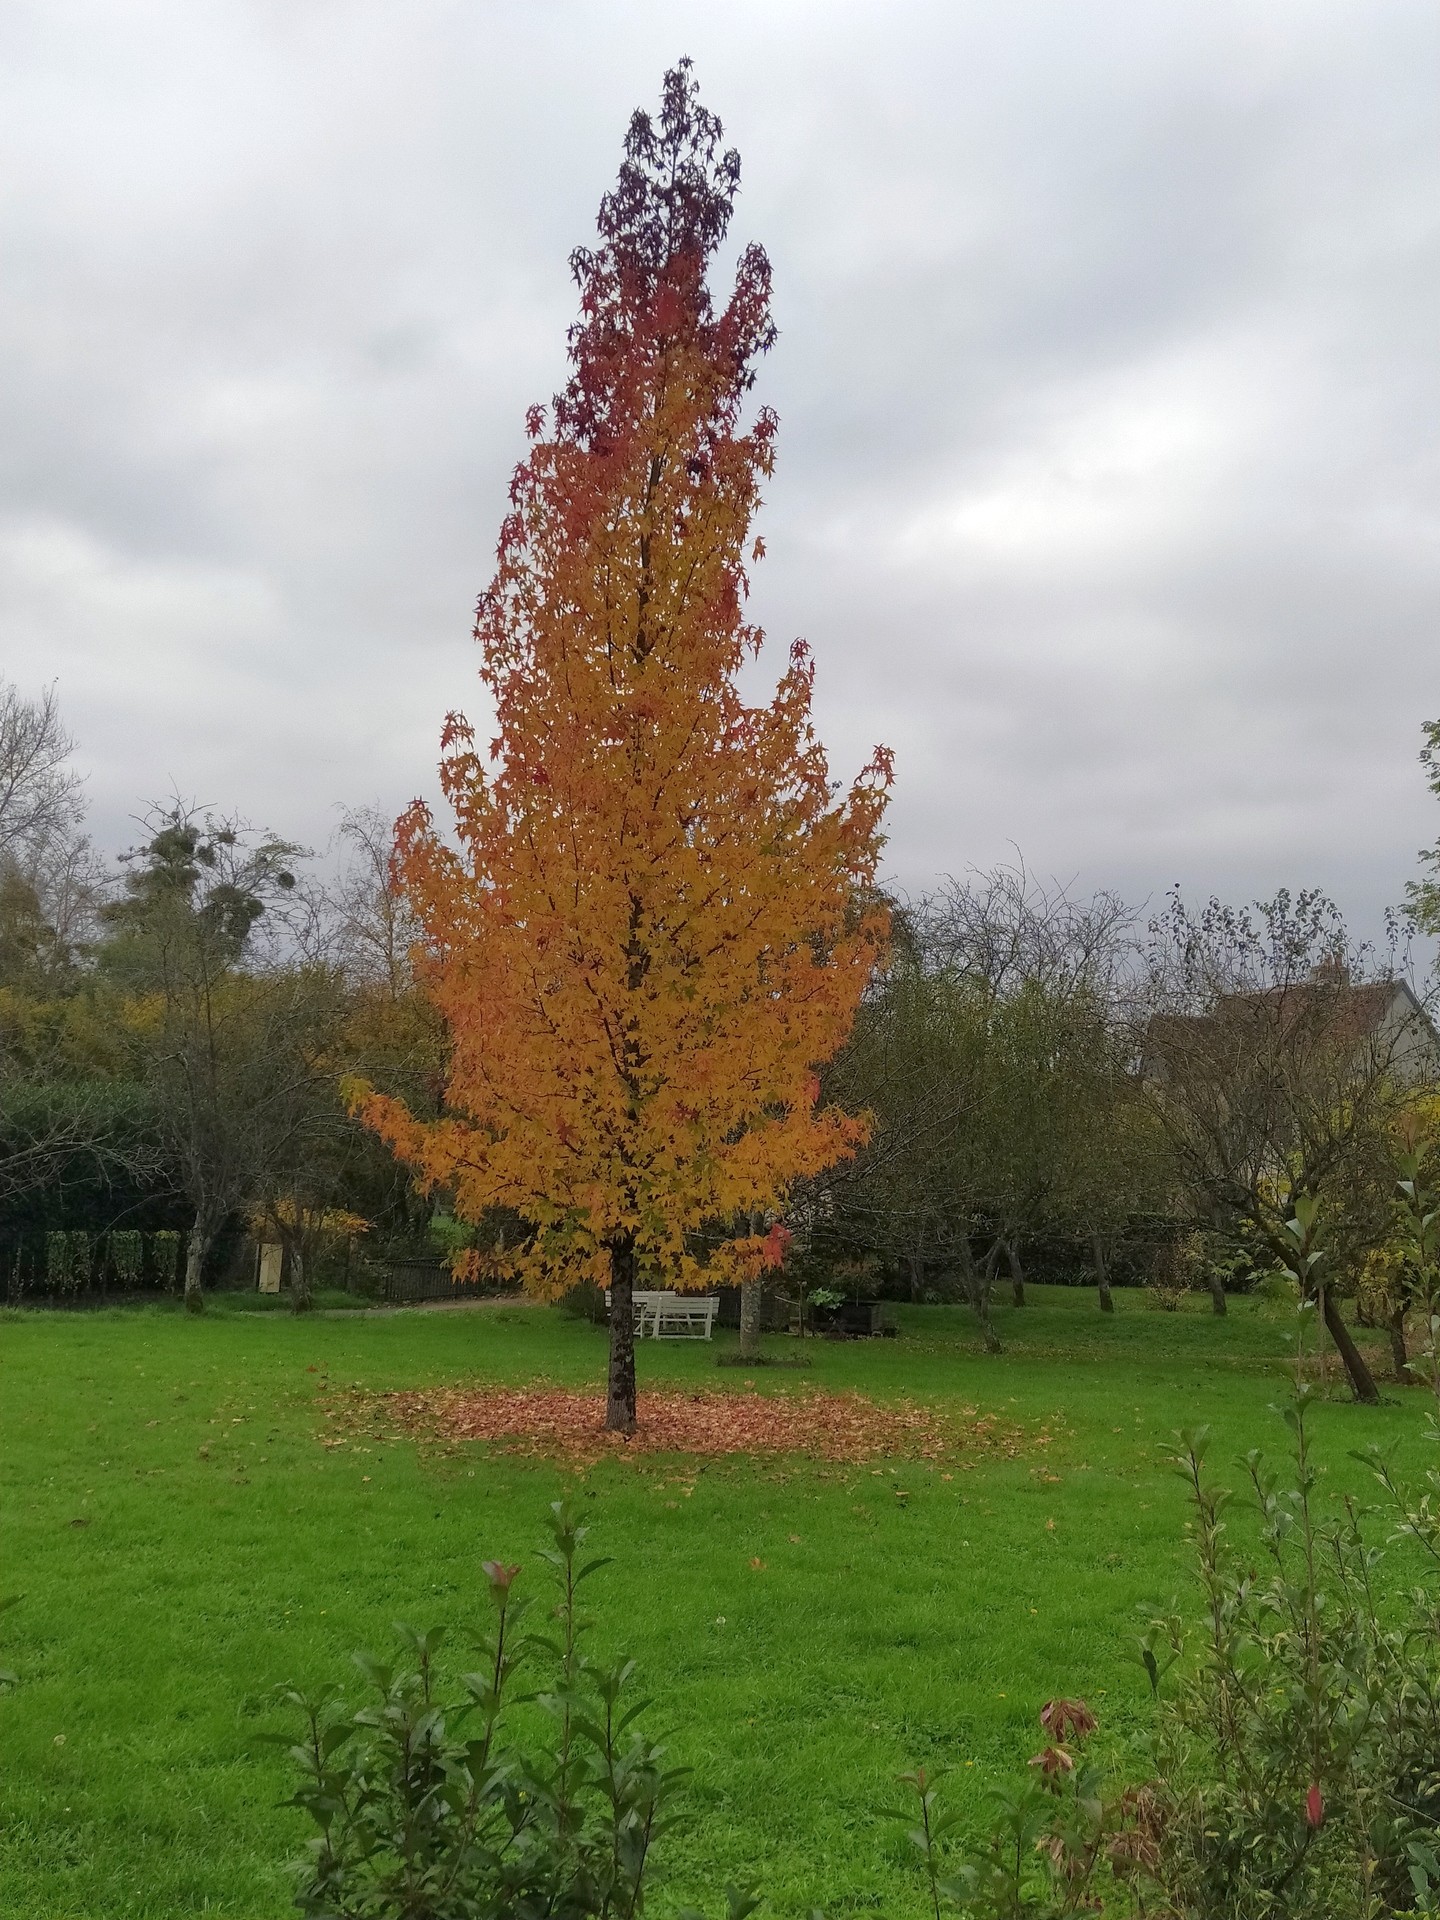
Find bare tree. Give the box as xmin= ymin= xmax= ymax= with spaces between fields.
xmin=326 ymin=804 xmax=421 ymax=998
xmin=920 ymin=861 xmax=1132 ymax=1003
xmin=0 ymin=681 xmax=84 ymax=860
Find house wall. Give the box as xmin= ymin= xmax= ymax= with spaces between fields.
xmin=1377 ymin=988 xmax=1440 ymax=1086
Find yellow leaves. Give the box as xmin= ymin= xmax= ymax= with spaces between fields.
xmin=356 ymin=172 xmax=892 ymax=1297
xmin=251 ymin=1200 xmax=373 ymax=1240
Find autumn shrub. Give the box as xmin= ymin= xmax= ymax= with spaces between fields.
xmin=885 ymin=1703 xmax=1135 ymax=1919
xmin=278 ymin=1501 xmax=717 ymax=1920
xmin=886 ymin=1312 xmax=1440 ymax=1919
xmin=1122 ymin=1383 xmax=1440 ymax=1919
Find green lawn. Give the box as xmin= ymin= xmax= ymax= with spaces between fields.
xmin=1 ymin=1288 xmax=1435 ymax=1918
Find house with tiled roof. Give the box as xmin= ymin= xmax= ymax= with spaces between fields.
xmin=1144 ymin=963 xmax=1440 ymax=1088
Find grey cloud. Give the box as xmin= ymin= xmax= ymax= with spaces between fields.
xmin=1 ymin=0 xmax=1437 ymax=938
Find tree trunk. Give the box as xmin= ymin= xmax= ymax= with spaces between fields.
xmin=1386 ymin=1302 xmax=1409 ymax=1381
xmin=1320 ymin=1286 xmax=1379 ymax=1405
xmin=738 ymin=1211 xmax=763 ymax=1361
xmin=738 ymin=1277 xmax=763 ymax=1361
xmin=1004 ymin=1240 xmax=1025 ymax=1308
xmin=1207 ymin=1266 xmax=1227 ymax=1315
xmin=184 ymin=1216 xmax=210 ymax=1314
xmin=1092 ymin=1230 xmax=1114 ymax=1313
xmin=605 ymin=1238 xmax=638 ymax=1434
xmin=288 ymin=1235 xmax=313 ymax=1315
xmin=906 ymin=1251 xmax=924 ymax=1303
xmin=960 ymin=1239 xmax=1002 ymax=1353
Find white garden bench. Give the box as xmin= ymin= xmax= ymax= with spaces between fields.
xmin=604 ymin=1288 xmax=719 ymax=1340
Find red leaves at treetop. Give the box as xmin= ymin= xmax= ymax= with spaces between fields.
xmin=351 ymin=64 xmax=891 ymax=1430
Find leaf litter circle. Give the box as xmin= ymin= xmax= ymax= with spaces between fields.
xmin=326 ymin=1384 xmax=1048 ymax=1468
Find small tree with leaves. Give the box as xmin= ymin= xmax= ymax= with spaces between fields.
xmin=99 ymin=806 xmax=313 ymax=1311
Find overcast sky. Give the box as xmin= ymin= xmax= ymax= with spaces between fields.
xmin=3 ymin=0 xmax=1437 ymax=931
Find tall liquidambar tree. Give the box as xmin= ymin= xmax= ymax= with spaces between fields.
xmin=354 ymin=65 xmax=891 ymax=1431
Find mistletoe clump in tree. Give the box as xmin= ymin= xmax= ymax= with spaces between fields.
xmin=355 ymin=64 xmax=891 ymax=1431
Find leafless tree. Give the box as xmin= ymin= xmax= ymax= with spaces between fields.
xmin=919 ymin=861 xmax=1133 ymax=1003
xmin=325 ymin=804 xmax=421 ymax=998
xmin=0 ymin=680 xmax=84 ymax=860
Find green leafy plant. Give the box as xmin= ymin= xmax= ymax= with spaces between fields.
xmin=1127 ymin=1315 xmax=1440 ymax=1918
xmin=151 ymin=1229 xmax=181 ymax=1292
xmin=109 ymin=1230 xmax=143 ymax=1288
xmin=45 ymin=1229 xmax=89 ymax=1295
xmin=278 ymin=1502 xmax=696 ymax=1919
xmin=880 ymin=1701 xmax=1121 ymax=1919
xmin=906 ymin=1289 xmax=1440 ymax=1919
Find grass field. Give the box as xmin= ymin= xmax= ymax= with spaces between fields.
xmin=2 ymin=1287 xmax=1436 ymax=1918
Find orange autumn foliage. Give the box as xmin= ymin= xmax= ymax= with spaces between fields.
xmin=354 ymin=65 xmax=890 ymax=1304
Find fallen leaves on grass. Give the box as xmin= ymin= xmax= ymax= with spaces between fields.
xmin=323 ymin=1383 xmax=1041 ymax=1469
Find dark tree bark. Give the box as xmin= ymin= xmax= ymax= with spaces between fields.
xmin=906 ymin=1251 xmax=925 ymax=1303
xmin=1386 ymin=1302 xmax=1409 ymax=1381
xmin=1004 ymin=1239 xmax=1025 ymax=1307
xmin=959 ymin=1238 xmax=1002 ymax=1353
xmin=1207 ymin=1267 xmax=1227 ymax=1315
xmin=606 ymin=1237 xmax=638 ymax=1433
xmin=184 ymin=1213 xmax=215 ymax=1315
xmin=1092 ymin=1229 xmax=1114 ymax=1313
xmin=1319 ymin=1286 xmax=1379 ymax=1405
xmin=738 ymin=1276 xmax=763 ymax=1361
xmin=287 ymin=1234 xmax=313 ymax=1315
xmin=738 ymin=1211 xmax=763 ymax=1360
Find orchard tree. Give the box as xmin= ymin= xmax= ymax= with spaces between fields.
xmin=99 ymin=806 xmax=315 ymax=1311
xmin=1140 ymin=889 xmax=1422 ymax=1402
xmin=355 ymin=65 xmax=890 ymax=1431
xmin=818 ymin=869 xmax=1143 ymax=1336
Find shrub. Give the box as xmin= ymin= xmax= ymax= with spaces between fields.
xmin=151 ymin=1229 xmax=181 ymax=1292
xmin=45 ymin=1229 xmax=90 ymax=1295
xmin=892 ymin=1307 xmax=1440 ymax=1919
xmin=1124 ymin=1294 xmax=1440 ymax=1918
xmin=108 ymin=1230 xmax=143 ymax=1288
xmin=1131 ymin=1389 xmax=1440 ymax=1918
xmin=881 ymin=1703 xmax=1143 ymax=1919
xmin=278 ymin=1501 xmax=711 ymax=1920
